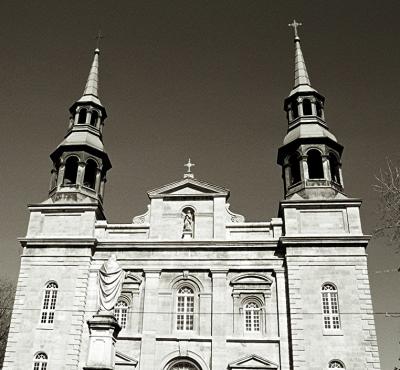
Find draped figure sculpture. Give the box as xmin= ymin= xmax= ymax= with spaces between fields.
xmin=98 ymin=254 xmax=125 ymax=313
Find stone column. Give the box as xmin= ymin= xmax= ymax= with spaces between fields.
xmin=84 ymin=313 xmax=121 ymax=370
xmin=57 ymin=164 xmax=65 ymax=187
xmin=211 ymin=269 xmax=228 ymax=370
xmin=300 ymin=155 xmax=308 ymax=180
xmin=322 ymin=155 xmax=330 ymax=181
xmin=77 ymin=161 xmax=86 ymax=185
xmin=95 ymin=169 xmax=102 ymax=193
xmin=140 ymin=270 xmax=160 ymax=370
xmin=275 ymin=269 xmax=290 ymax=370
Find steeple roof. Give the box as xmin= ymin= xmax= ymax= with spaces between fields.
xmin=288 ymin=21 xmax=317 ymax=97
xmin=77 ymin=48 xmax=102 ymax=106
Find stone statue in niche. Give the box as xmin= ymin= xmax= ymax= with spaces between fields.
xmin=98 ymin=254 xmax=125 ymax=313
xmin=182 ymin=208 xmax=194 ymax=239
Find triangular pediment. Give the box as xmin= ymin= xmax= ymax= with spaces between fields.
xmin=228 ymin=354 xmax=278 ymax=369
xmin=115 ymin=351 xmax=138 ymax=367
xmin=147 ymin=177 xmax=229 ymax=199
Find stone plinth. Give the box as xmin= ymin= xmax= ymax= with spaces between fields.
xmin=84 ymin=312 xmax=121 ymax=370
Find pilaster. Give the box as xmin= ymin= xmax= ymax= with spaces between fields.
xmin=140 ymin=269 xmax=160 ymax=370
xmin=211 ymin=269 xmax=228 ymax=370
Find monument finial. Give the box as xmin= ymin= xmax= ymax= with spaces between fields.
xmin=288 ymin=19 xmax=302 ymax=39
xmin=184 ymin=158 xmax=195 ymax=179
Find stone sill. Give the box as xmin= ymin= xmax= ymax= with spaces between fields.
xmin=322 ymin=329 xmax=344 ymax=336
xmin=226 ymin=336 xmax=280 ymax=343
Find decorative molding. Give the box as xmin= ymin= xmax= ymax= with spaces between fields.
xmin=226 ymin=203 xmax=245 ymax=223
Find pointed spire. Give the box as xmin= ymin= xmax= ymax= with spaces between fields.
xmin=293 ymin=36 xmax=311 ymax=87
xmin=78 ymin=48 xmax=102 ymax=106
xmin=288 ymin=20 xmax=311 ymax=88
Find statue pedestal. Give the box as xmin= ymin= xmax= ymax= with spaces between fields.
xmin=83 ymin=312 xmax=121 ymax=370
xmin=182 ymin=230 xmax=193 ymax=239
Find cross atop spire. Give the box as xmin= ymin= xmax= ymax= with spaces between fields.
xmin=95 ymin=30 xmax=104 ymax=50
xmin=287 ymin=19 xmax=312 ymax=92
xmin=184 ymin=158 xmax=195 ymax=179
xmin=288 ymin=19 xmax=302 ymax=39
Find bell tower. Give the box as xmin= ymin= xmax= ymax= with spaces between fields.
xmin=278 ymin=22 xmax=381 ymax=370
xmin=48 ymin=48 xmax=111 ymax=204
xmin=277 ymin=20 xmax=344 ymax=200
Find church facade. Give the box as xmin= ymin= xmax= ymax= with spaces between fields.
xmin=3 ymin=25 xmax=381 ymax=370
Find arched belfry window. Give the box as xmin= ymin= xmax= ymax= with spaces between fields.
xmin=329 ymin=153 xmax=341 ymax=184
xmin=176 ymin=286 xmax=194 ymax=331
xmin=321 ymin=283 xmax=341 ymax=330
xmin=33 ymin=352 xmax=48 ymax=370
xmin=83 ymin=159 xmax=97 ymax=189
xmin=329 ymin=360 xmax=345 ymax=368
xmin=288 ymin=154 xmax=301 ymax=185
xmin=90 ymin=110 xmax=99 ymax=126
xmin=63 ymin=156 xmax=79 ymax=185
xmin=302 ymin=98 xmax=312 ymax=115
xmin=307 ymin=149 xmax=324 ymax=179
xmin=244 ymin=301 xmax=261 ymax=332
xmin=40 ymin=282 xmax=58 ymax=324
xmin=115 ymin=300 xmax=128 ymax=329
xmin=78 ymin=108 xmax=87 ymax=124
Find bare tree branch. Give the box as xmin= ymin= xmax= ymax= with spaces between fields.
xmin=373 ymin=159 xmax=400 ymax=247
xmin=0 ymin=277 xmax=16 ymax=367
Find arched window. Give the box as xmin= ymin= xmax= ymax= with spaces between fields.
xmin=329 ymin=153 xmax=341 ymax=184
xmin=316 ymin=100 xmax=323 ymax=118
xmin=322 ymin=283 xmax=341 ymax=330
xmin=78 ymin=108 xmax=87 ymax=124
xmin=40 ymin=282 xmax=58 ymax=324
xmin=244 ymin=301 xmax=261 ymax=332
xmin=176 ymin=286 xmax=194 ymax=331
xmin=63 ymin=156 xmax=79 ymax=185
xmin=33 ymin=352 xmax=48 ymax=370
xmin=307 ymin=149 xmax=324 ymax=179
xmin=115 ymin=300 xmax=128 ymax=329
xmin=83 ymin=159 xmax=97 ymax=189
xmin=302 ymin=98 xmax=312 ymax=115
xmin=329 ymin=360 xmax=345 ymax=368
xmin=288 ymin=154 xmax=301 ymax=185
xmin=90 ymin=110 xmax=99 ymax=126
xmin=167 ymin=360 xmax=200 ymax=370
xmin=291 ymin=102 xmax=299 ymax=119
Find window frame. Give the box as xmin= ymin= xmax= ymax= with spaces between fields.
xmin=39 ymin=282 xmax=58 ymax=327
xmin=176 ymin=285 xmax=195 ymax=332
xmin=243 ymin=301 xmax=261 ymax=333
xmin=33 ymin=352 xmax=48 ymax=370
xmin=321 ymin=283 xmax=341 ymax=332
xmin=328 ymin=359 xmax=345 ymax=368
xmin=114 ymin=299 xmax=129 ymax=329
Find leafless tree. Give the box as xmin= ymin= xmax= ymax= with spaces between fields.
xmin=0 ymin=277 xmax=16 ymax=367
xmin=373 ymin=159 xmax=400 ymax=247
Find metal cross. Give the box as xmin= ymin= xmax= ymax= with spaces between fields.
xmin=288 ymin=20 xmax=302 ymax=38
xmin=184 ymin=158 xmax=195 ymax=173
xmin=95 ymin=30 xmax=104 ymax=49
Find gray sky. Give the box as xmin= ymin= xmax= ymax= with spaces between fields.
xmin=0 ymin=1 xmax=399 ymax=368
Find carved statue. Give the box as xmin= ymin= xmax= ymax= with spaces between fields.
xmin=183 ymin=209 xmax=193 ymax=232
xmin=98 ymin=254 xmax=125 ymax=313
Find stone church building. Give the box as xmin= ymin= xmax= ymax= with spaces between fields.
xmin=3 ymin=24 xmax=381 ymax=370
